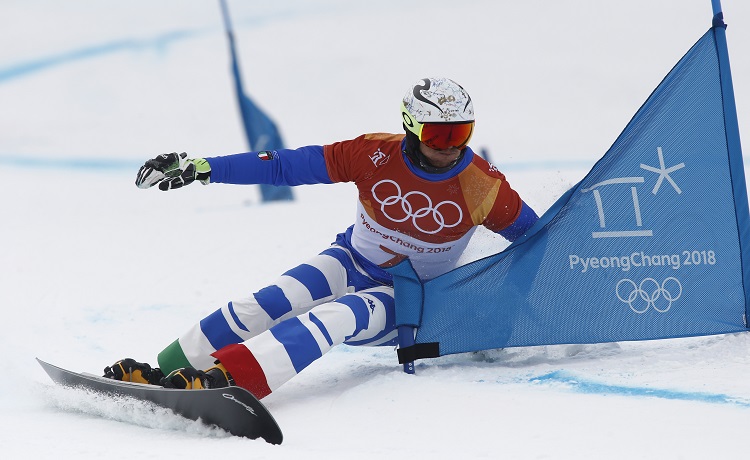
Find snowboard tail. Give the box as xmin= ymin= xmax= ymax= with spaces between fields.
xmin=37 ymin=358 xmax=283 ymax=444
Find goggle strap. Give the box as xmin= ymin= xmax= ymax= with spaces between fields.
xmin=401 ymin=101 xmax=424 ymax=137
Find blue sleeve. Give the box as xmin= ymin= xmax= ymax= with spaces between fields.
xmin=205 ymin=145 xmax=333 ymax=186
xmin=498 ymin=201 xmax=539 ymax=241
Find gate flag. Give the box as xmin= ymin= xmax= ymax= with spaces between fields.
xmin=388 ymin=18 xmax=749 ymax=363
xmin=219 ymin=0 xmax=294 ymax=202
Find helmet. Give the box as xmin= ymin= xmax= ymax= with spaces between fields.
xmin=402 ymin=77 xmax=474 ymax=125
xmin=401 ymin=77 xmax=475 ymax=150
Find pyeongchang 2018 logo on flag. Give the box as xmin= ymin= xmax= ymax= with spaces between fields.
xmin=580 ymin=147 xmax=684 ymax=239
xmin=573 ymin=146 xmax=700 ymax=316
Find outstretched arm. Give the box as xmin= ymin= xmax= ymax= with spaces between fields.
xmin=135 ymin=146 xmax=333 ymax=191
xmin=206 ymin=146 xmax=332 ymax=186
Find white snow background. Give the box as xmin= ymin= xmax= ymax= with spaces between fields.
xmin=3 ymin=1 xmax=750 ymax=458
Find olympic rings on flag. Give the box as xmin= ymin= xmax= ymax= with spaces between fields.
xmin=616 ymin=277 xmax=682 ymax=313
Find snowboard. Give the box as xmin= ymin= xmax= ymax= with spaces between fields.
xmin=37 ymin=358 xmax=283 ymax=444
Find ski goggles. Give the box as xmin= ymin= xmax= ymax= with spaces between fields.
xmin=418 ymin=121 xmax=475 ymax=150
xmin=402 ymin=103 xmax=475 ymax=150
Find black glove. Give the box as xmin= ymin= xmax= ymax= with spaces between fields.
xmin=135 ymin=152 xmax=211 ymax=191
xmin=103 ymin=358 xmax=164 ymax=385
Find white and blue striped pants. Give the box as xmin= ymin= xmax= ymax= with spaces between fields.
xmin=172 ymin=244 xmax=397 ymax=397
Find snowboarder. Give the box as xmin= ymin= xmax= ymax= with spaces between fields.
xmin=104 ymin=77 xmax=539 ymax=398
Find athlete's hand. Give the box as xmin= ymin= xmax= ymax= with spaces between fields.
xmin=135 ymin=152 xmax=211 ymax=191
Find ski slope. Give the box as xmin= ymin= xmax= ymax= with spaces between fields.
xmin=3 ymin=1 xmax=750 ymax=458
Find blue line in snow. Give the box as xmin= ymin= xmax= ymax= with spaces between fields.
xmin=0 ymin=29 xmax=203 ymax=83
xmin=531 ymin=370 xmax=750 ymax=408
xmin=0 ymin=7 xmax=321 ymax=84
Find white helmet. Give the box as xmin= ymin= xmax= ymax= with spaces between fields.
xmin=401 ymin=77 xmax=475 ymax=151
xmin=401 ymin=77 xmax=474 ymax=130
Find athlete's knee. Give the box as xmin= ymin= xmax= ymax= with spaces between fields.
xmin=334 ymin=294 xmax=376 ymax=337
xmin=250 ymin=285 xmax=293 ymax=321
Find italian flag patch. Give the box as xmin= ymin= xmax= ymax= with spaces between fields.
xmin=257 ymin=151 xmax=275 ymax=161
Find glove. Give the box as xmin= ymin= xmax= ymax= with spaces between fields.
xmin=103 ymin=358 xmax=165 ymax=385
xmin=135 ymin=152 xmax=211 ymax=191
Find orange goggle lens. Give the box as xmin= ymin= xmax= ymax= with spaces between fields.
xmin=419 ymin=121 xmax=475 ymax=150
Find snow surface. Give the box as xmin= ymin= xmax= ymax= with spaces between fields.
xmin=3 ymin=1 xmax=750 ymax=458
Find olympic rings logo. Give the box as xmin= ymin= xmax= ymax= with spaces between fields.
xmin=616 ymin=277 xmax=682 ymax=314
xmin=371 ymin=179 xmax=463 ymax=234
